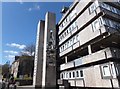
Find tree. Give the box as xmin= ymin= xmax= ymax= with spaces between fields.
xmin=20 ymin=44 xmax=35 ymax=56
xmin=16 ymin=44 xmax=35 ymax=78
xmin=2 ymin=63 xmax=10 ymax=78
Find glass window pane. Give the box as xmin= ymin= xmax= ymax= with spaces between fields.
xmin=80 ymin=70 xmax=83 ymax=77
xmin=103 ymin=65 xmax=111 ymax=76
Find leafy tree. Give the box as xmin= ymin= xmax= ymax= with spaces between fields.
xmin=2 ymin=63 xmax=10 ymax=78
xmin=20 ymin=44 xmax=35 ymax=56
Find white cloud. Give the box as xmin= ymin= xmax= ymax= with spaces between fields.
xmin=5 ymin=55 xmax=15 ymax=60
xmin=21 ymin=51 xmax=34 ymax=56
xmin=6 ymin=43 xmax=26 ymax=49
xmin=28 ymin=4 xmax=40 ymax=12
xmin=4 ymin=50 xmax=18 ymax=54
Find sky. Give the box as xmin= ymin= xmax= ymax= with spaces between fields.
xmin=1 ymin=2 xmax=72 ymax=65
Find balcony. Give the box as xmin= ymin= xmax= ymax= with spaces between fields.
xmin=60 ymin=47 xmax=120 ymax=71
xmin=82 ymin=47 xmax=120 ymax=65
xmin=60 ymin=57 xmax=82 ymax=71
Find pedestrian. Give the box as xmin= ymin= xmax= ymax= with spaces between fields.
xmin=1 ymin=79 xmax=5 ymax=89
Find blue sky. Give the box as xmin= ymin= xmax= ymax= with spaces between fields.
xmin=1 ymin=2 xmax=71 ymax=64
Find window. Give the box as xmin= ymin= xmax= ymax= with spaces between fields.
xmin=73 ymin=37 xmax=75 ymax=43
xmin=66 ymin=73 xmax=68 ymax=79
xmin=92 ymin=19 xmax=100 ymax=31
xmin=103 ymin=66 xmax=111 ymax=76
xmin=103 ymin=18 xmax=120 ymax=29
xmin=70 ymin=39 xmax=73 ymax=45
xmin=65 ymin=43 xmax=67 ymax=49
xmin=67 ymin=29 xmax=69 ymax=34
xmin=101 ymin=65 xmax=111 ymax=77
xmin=76 ymin=71 xmax=79 ymax=77
xmin=64 ymin=32 xmax=67 ymax=37
xmin=63 ymin=45 xmax=64 ymax=50
xmin=89 ymin=3 xmax=96 ymax=14
xmin=76 ymin=35 xmax=79 ymax=41
xmin=73 ymin=71 xmax=75 ymax=78
xmin=80 ymin=70 xmax=83 ymax=77
xmin=67 ymin=41 xmax=70 ymax=48
xmin=69 ymin=72 xmax=71 ymax=78
xmin=59 ymin=48 xmax=61 ymax=52
xmin=61 ymin=73 xmax=63 ymax=79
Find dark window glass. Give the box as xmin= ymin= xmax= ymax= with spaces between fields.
xmin=76 ymin=71 xmax=79 ymax=77
xmin=80 ymin=70 xmax=83 ymax=77
xmin=69 ymin=72 xmax=71 ymax=78
xmin=73 ymin=72 xmax=75 ymax=78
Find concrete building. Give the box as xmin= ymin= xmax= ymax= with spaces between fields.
xmin=11 ymin=56 xmax=34 ymax=79
xmin=57 ymin=0 xmax=120 ymax=88
xmin=11 ymin=56 xmax=20 ymax=78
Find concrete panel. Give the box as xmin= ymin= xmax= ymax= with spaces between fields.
xmin=75 ymin=80 xmax=84 ymax=87
xmin=112 ymin=79 xmax=119 ymax=88
xmin=68 ymin=80 xmax=75 ymax=86
xmin=60 ymin=62 xmax=74 ymax=71
xmin=84 ymin=66 xmax=96 ymax=87
xmin=82 ymin=47 xmax=113 ymax=65
xmin=42 ymin=12 xmax=56 ymax=88
xmin=33 ymin=20 xmax=45 ymax=87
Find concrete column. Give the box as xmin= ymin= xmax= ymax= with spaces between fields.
xmin=88 ymin=45 xmax=92 ymax=54
xmin=33 ymin=20 xmax=45 ymax=88
xmin=65 ymin=56 xmax=67 ymax=63
xmin=42 ymin=12 xmax=56 ymax=89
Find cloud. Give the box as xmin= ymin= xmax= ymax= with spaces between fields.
xmin=21 ymin=51 xmax=34 ymax=56
xmin=5 ymin=55 xmax=15 ymax=60
xmin=28 ymin=4 xmax=40 ymax=12
xmin=4 ymin=50 xmax=18 ymax=54
xmin=6 ymin=43 xmax=26 ymax=49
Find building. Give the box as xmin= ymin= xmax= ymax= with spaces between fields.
xmin=11 ymin=56 xmax=34 ymax=79
xmin=11 ymin=56 xmax=20 ymax=78
xmin=57 ymin=0 xmax=120 ymax=88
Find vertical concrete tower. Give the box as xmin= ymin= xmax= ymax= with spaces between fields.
xmin=42 ymin=12 xmax=56 ymax=89
xmin=33 ymin=20 xmax=45 ymax=88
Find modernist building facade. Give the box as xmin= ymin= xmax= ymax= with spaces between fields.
xmin=57 ymin=0 xmax=120 ymax=88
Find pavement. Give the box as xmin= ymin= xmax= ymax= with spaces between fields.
xmin=16 ymin=85 xmax=35 ymax=89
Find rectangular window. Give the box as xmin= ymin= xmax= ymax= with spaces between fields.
xmin=70 ymin=39 xmax=73 ymax=46
xmin=89 ymin=3 xmax=96 ymax=14
xmin=69 ymin=72 xmax=71 ymax=78
xmin=73 ymin=37 xmax=76 ymax=43
xmin=76 ymin=71 xmax=79 ymax=77
xmin=61 ymin=73 xmax=64 ymax=79
xmin=103 ymin=66 xmax=111 ymax=76
xmin=67 ymin=41 xmax=70 ymax=48
xmin=92 ymin=19 xmax=100 ymax=31
xmin=66 ymin=72 xmax=68 ymax=79
xmin=73 ymin=71 xmax=75 ymax=78
xmin=101 ymin=65 xmax=111 ymax=77
xmin=80 ymin=70 xmax=83 ymax=77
